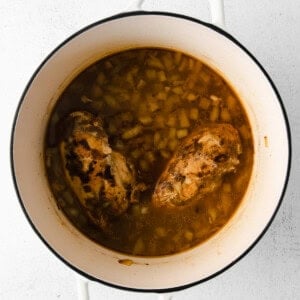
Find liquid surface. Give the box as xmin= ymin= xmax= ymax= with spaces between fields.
xmin=45 ymin=48 xmax=254 ymax=256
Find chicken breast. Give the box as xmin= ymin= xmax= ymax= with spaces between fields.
xmin=59 ymin=111 xmax=144 ymax=230
xmin=152 ymin=124 xmax=242 ymax=208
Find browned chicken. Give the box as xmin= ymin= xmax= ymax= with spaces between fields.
xmin=152 ymin=124 xmax=242 ymax=208
xmin=59 ymin=111 xmax=145 ymax=230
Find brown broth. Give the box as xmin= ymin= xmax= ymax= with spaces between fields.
xmin=45 ymin=48 xmax=254 ymax=256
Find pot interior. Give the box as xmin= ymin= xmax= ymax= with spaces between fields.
xmin=12 ymin=13 xmax=290 ymax=290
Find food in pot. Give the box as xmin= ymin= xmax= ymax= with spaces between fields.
xmin=45 ymin=48 xmax=253 ymax=256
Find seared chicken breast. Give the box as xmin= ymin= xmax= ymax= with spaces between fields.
xmin=152 ymin=124 xmax=242 ymax=208
xmin=59 ymin=111 xmax=144 ymax=229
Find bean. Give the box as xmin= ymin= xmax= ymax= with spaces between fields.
xmin=179 ymin=58 xmax=188 ymax=71
xmin=220 ymin=108 xmax=231 ymax=122
xmin=139 ymin=159 xmax=150 ymax=171
xmin=166 ymin=115 xmax=177 ymax=127
xmin=104 ymin=60 xmax=113 ymax=69
xmin=155 ymin=227 xmax=167 ymax=237
xmin=174 ymin=52 xmax=182 ymax=65
xmin=186 ymin=93 xmax=197 ymax=102
xmin=226 ymin=94 xmax=237 ymax=110
xmin=120 ymin=112 xmax=133 ymax=122
xmin=90 ymin=100 xmax=104 ymax=112
xmin=239 ymin=124 xmax=251 ymax=140
xmin=222 ymin=183 xmax=232 ymax=193
xmin=199 ymin=70 xmax=210 ymax=83
xmin=78 ymin=215 xmax=88 ymax=226
xmin=141 ymin=206 xmax=149 ymax=214
xmin=52 ymin=181 xmax=65 ymax=193
xmin=122 ymin=125 xmax=142 ymax=139
xmin=131 ymin=148 xmax=142 ymax=159
xmin=137 ymin=79 xmax=146 ymax=89
xmin=63 ymin=190 xmax=74 ymax=205
xmin=172 ymin=232 xmax=181 ymax=243
xmin=121 ymin=92 xmax=131 ymax=102
xmin=133 ymin=238 xmax=145 ymax=255
xmin=130 ymin=92 xmax=140 ymax=105
xmin=207 ymin=207 xmax=217 ymax=224
xmin=210 ymin=95 xmax=221 ymax=103
xmin=177 ymin=129 xmax=188 ymax=139
xmin=145 ymin=151 xmax=156 ymax=163
xmin=148 ymin=100 xmax=159 ymax=112
xmin=83 ymin=90 xmax=96 ymax=103
xmin=172 ymin=86 xmax=184 ymax=95
xmin=50 ymin=112 xmax=59 ymax=126
xmin=145 ymin=69 xmax=156 ymax=80
xmin=157 ymin=139 xmax=168 ymax=150
xmin=168 ymin=94 xmax=180 ymax=107
xmin=96 ymin=72 xmax=106 ymax=85
xmin=191 ymin=221 xmax=201 ymax=232
xmin=126 ymin=68 xmax=138 ymax=85
xmin=107 ymin=85 xmax=125 ymax=95
xmin=186 ymin=76 xmax=197 ymax=89
xmin=188 ymin=58 xmax=195 ymax=69
xmin=157 ymin=70 xmax=167 ymax=82
xmin=138 ymin=102 xmax=148 ymax=116
xmin=131 ymin=204 xmax=141 ymax=216
xmin=152 ymin=83 xmax=164 ymax=94
xmin=164 ymin=95 xmax=179 ymax=112
xmin=45 ymin=149 xmax=53 ymax=168
xmin=154 ymin=115 xmax=165 ymax=128
xmin=199 ymin=97 xmax=210 ymax=110
xmin=162 ymin=53 xmax=173 ymax=70
xmin=154 ymin=132 xmax=161 ymax=146
xmin=68 ymin=208 xmax=79 ymax=217
xmin=168 ymin=127 xmax=177 ymax=139
xmin=168 ymin=139 xmax=178 ymax=151
xmin=115 ymin=139 xmax=124 ymax=150
xmin=179 ymin=109 xmax=190 ymax=128
xmin=91 ymin=84 xmax=103 ymax=98
xmin=102 ymin=202 xmax=110 ymax=208
xmin=194 ymin=60 xmax=202 ymax=73
xmin=189 ymin=108 xmax=199 ymax=120
xmin=209 ymin=105 xmax=219 ymax=122
xmin=104 ymin=94 xmax=118 ymax=108
xmin=147 ymin=55 xmax=164 ymax=69
xmin=160 ymin=149 xmax=171 ymax=159
xmin=184 ymin=230 xmax=194 ymax=241
xmin=234 ymin=175 xmax=245 ymax=191
xmin=195 ymin=228 xmax=207 ymax=239
xmin=138 ymin=116 xmax=152 ymax=125
xmin=126 ymin=72 xmax=134 ymax=86
xmin=220 ymin=193 xmax=232 ymax=214
xmin=157 ymin=91 xmax=167 ymax=100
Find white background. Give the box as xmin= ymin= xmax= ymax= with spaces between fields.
xmin=1 ymin=1 xmax=299 ymax=299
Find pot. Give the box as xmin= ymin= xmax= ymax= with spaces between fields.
xmin=11 ymin=4 xmax=291 ymax=292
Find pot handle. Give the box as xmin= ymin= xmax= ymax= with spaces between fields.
xmin=126 ymin=0 xmax=226 ymax=29
xmin=208 ymin=0 xmax=225 ymax=28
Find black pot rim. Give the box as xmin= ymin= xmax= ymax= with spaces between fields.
xmin=10 ymin=10 xmax=292 ymax=293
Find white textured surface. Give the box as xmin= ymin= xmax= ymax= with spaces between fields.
xmin=0 ymin=0 xmax=299 ymax=299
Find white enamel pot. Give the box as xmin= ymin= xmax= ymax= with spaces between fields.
xmin=11 ymin=7 xmax=291 ymax=292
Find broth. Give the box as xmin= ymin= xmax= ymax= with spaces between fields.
xmin=45 ymin=48 xmax=253 ymax=256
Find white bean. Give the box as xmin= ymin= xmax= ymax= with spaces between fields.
xmin=122 ymin=125 xmax=142 ymax=139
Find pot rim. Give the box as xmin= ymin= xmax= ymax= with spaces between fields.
xmin=10 ymin=11 xmax=292 ymax=293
